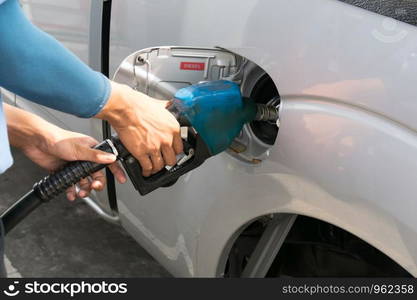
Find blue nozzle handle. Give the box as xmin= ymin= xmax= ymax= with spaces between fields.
xmin=172 ymin=80 xmax=257 ymax=155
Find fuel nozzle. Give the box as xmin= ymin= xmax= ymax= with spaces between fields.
xmin=123 ymin=82 xmax=280 ymax=196
xmin=254 ymin=103 xmax=279 ymax=123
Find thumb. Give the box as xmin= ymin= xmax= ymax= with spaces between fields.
xmin=74 ymin=144 xmax=117 ymax=164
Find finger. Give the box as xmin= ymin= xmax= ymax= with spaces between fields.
xmin=152 ymin=99 xmax=172 ymax=108
xmin=66 ymin=185 xmax=76 ymax=201
xmin=163 ymin=99 xmax=173 ymax=108
xmin=150 ymin=151 xmax=165 ymax=174
xmin=82 ymin=136 xmax=101 ymax=148
xmin=90 ymin=170 xmax=106 ymax=191
xmin=78 ymin=177 xmax=92 ymax=198
xmin=161 ymin=145 xmax=177 ymax=166
xmin=74 ymin=144 xmax=116 ymax=164
xmin=108 ymin=162 xmax=127 ymax=184
xmin=173 ymin=134 xmax=184 ymax=155
xmin=137 ymin=155 xmax=153 ymax=177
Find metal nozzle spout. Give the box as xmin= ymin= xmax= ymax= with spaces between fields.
xmin=255 ymin=104 xmax=279 ymax=122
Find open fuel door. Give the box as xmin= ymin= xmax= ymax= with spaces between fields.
xmin=113 ymin=46 xmax=280 ymax=167
xmin=113 ymin=46 xmax=243 ymax=99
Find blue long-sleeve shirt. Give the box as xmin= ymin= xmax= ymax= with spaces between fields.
xmin=0 ymin=0 xmax=111 ymax=173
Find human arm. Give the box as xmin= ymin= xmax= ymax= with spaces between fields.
xmin=0 ymin=0 xmax=183 ymax=176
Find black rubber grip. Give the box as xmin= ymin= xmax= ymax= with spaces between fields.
xmin=34 ymin=160 xmax=107 ymax=201
xmin=33 ymin=139 xmax=116 ymax=201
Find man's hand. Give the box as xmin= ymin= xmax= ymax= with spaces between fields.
xmin=21 ymin=130 xmax=126 ymax=201
xmin=96 ymin=81 xmax=183 ymax=177
xmin=5 ymin=104 xmax=126 ymax=201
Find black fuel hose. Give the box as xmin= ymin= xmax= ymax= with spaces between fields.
xmin=1 ymin=190 xmax=43 ymax=234
xmin=0 ymin=138 xmax=120 ymax=235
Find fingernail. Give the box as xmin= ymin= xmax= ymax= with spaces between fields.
xmin=100 ymin=153 xmax=116 ymax=162
xmin=93 ymin=182 xmax=102 ymax=189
